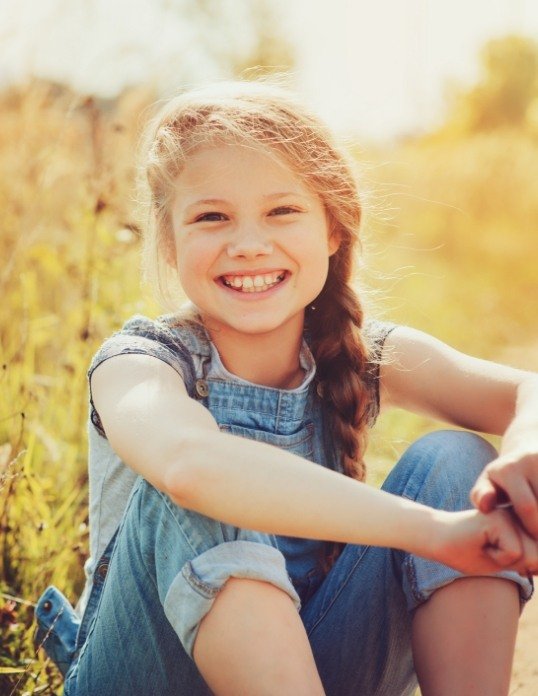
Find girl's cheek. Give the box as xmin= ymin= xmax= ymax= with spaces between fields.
xmin=178 ymin=234 xmax=214 ymax=259
xmin=179 ymin=242 xmax=221 ymax=277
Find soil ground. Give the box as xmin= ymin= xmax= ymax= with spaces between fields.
xmin=501 ymin=345 xmax=538 ymax=694
xmin=512 ymin=586 xmax=538 ymax=694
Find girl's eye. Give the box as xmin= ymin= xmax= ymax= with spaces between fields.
xmin=269 ymin=206 xmax=300 ymax=216
xmin=194 ymin=212 xmax=227 ymax=223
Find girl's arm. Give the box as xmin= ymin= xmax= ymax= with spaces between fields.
xmin=91 ymin=353 xmax=537 ymax=575
xmin=380 ymin=326 xmax=538 ymax=538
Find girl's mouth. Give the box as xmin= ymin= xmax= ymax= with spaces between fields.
xmin=218 ymin=270 xmax=288 ymax=293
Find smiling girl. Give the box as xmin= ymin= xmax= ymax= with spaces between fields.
xmin=36 ymin=80 xmax=537 ymax=695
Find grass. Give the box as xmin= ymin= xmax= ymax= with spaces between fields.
xmin=1 ymin=80 xmax=537 ymax=694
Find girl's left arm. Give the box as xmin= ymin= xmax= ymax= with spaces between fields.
xmin=379 ymin=325 xmax=538 ymax=538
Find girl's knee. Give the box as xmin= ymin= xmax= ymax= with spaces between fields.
xmin=165 ymin=540 xmax=300 ymax=658
xmin=410 ymin=429 xmax=496 ymax=475
xmin=119 ymin=479 xmax=300 ymax=659
xmin=383 ymin=430 xmax=498 ymax=510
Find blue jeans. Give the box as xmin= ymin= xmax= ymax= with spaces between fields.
xmin=63 ymin=431 xmax=533 ymax=696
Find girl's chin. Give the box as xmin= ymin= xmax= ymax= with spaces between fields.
xmin=202 ymin=311 xmax=304 ymax=337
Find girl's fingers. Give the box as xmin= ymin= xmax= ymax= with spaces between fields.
xmin=472 ymin=458 xmax=538 ymax=539
xmin=483 ymin=511 xmax=523 ymax=568
xmin=502 ymin=478 xmax=538 ymax=540
xmin=483 ymin=509 xmax=538 ymax=574
xmin=470 ymin=475 xmax=503 ymax=513
xmin=485 ymin=544 xmax=521 ymax=568
xmin=514 ymin=503 xmax=538 ymax=541
xmin=517 ymin=525 xmax=538 ymax=575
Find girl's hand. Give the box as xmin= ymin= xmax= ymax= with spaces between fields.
xmin=470 ymin=444 xmax=538 ymax=540
xmin=431 ymin=507 xmax=538 ymax=577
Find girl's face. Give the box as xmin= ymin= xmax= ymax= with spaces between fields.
xmin=170 ymin=143 xmax=339 ymax=340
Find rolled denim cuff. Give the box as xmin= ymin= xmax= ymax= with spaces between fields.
xmin=402 ymin=555 xmax=534 ymax=613
xmin=163 ymin=540 xmax=301 ymax=658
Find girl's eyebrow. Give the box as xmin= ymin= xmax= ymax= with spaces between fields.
xmin=184 ymin=192 xmax=309 ymax=213
xmin=182 ymin=198 xmax=229 ymax=217
xmin=263 ymin=192 xmax=309 ymax=200
xmin=185 ymin=198 xmax=228 ymax=211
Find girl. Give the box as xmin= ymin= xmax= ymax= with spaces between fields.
xmin=36 ymin=80 xmax=537 ymax=696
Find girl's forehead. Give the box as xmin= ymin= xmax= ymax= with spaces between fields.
xmin=181 ymin=142 xmax=292 ymax=173
xmin=174 ymin=143 xmax=314 ymax=198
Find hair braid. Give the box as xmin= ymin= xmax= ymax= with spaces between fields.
xmin=308 ymin=253 xmax=374 ymax=572
xmin=310 ymin=265 xmax=372 ymax=477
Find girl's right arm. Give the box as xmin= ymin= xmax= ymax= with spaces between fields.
xmin=91 ymin=353 xmax=538 ymax=576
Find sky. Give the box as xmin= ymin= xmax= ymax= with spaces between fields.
xmin=1 ymin=0 xmax=537 ymax=140
xmin=286 ymin=0 xmax=538 ymax=138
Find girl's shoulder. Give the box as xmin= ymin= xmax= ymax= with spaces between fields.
xmin=362 ymin=317 xmax=398 ymax=364
xmin=87 ymin=308 xmax=205 ymax=438
xmin=89 ymin=313 xmax=193 ymax=373
xmin=87 ymin=307 xmax=204 ymax=411
xmin=360 ymin=317 xmax=399 ymax=425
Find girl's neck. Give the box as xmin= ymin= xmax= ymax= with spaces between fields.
xmin=202 ymin=316 xmax=305 ymax=389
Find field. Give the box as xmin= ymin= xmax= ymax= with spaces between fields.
xmin=0 ymin=81 xmax=537 ymax=694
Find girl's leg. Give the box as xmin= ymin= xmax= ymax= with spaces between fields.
xmin=193 ymin=577 xmax=324 ymax=695
xmin=412 ymin=576 xmax=519 ymax=696
xmin=300 ymin=540 xmax=417 ymax=696
xmin=299 ymin=430 xmax=532 ymax=696
xmin=395 ymin=431 xmax=524 ymax=695
xmin=66 ymin=477 xmax=310 ymax=696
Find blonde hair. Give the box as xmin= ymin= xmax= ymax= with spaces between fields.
xmin=140 ymin=79 xmax=373 ymax=567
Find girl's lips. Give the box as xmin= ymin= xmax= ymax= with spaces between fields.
xmin=215 ymin=271 xmax=290 ymax=299
xmin=218 ymin=268 xmax=287 ymax=277
xmin=217 ymin=269 xmax=287 ymax=287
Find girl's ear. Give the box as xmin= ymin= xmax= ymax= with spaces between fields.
xmin=325 ymin=213 xmax=341 ymax=256
xmin=328 ymin=232 xmax=341 ymax=256
xmin=162 ymin=233 xmax=177 ymax=268
xmin=328 ymin=224 xmax=341 ymax=256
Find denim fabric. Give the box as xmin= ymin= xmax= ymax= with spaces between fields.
xmin=56 ymin=429 xmax=533 ymax=696
xmin=33 ymin=586 xmax=80 ymax=677
xmin=34 ymin=316 xmax=533 ymax=695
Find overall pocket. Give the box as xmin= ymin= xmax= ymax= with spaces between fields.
xmin=34 ymin=585 xmax=80 ymax=677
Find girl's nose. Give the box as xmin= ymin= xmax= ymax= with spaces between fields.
xmin=226 ymin=226 xmax=273 ymax=258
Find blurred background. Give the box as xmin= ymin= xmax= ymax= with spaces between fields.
xmin=1 ymin=1 xmax=537 ymax=693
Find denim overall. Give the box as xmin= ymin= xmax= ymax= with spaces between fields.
xmin=34 ymin=315 xmax=533 ymax=696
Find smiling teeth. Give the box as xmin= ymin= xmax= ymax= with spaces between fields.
xmin=222 ymin=272 xmax=285 ymax=293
